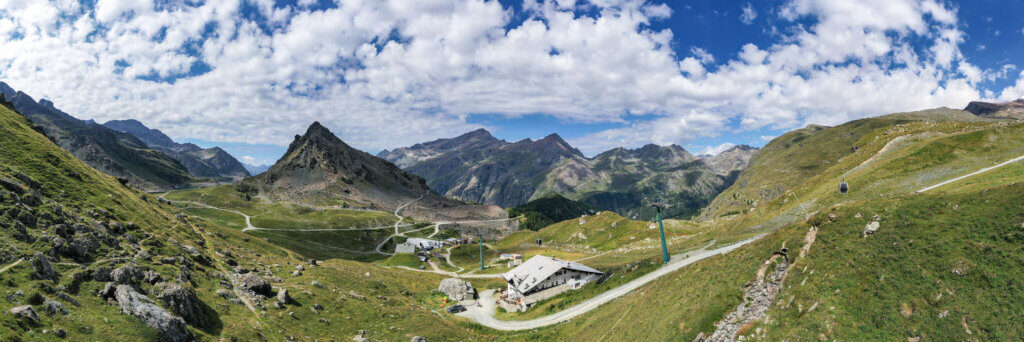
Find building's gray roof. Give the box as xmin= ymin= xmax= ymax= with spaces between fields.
xmin=503 ymin=255 xmax=602 ymax=294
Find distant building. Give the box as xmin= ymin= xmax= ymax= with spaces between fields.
xmin=500 ymin=253 xmax=523 ymax=267
xmin=648 ymin=223 xmax=657 ymax=230
xmin=406 ymin=238 xmax=445 ymax=251
xmin=501 ymin=256 xmax=603 ymax=311
xmin=395 ymin=242 xmax=415 ymax=254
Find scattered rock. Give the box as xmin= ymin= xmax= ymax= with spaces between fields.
xmin=827 ymin=213 xmax=838 ymax=222
xmin=114 ymin=285 xmax=190 ymax=342
xmin=44 ymin=299 xmax=68 ymax=316
xmin=93 ymin=267 xmax=113 ymax=282
xmin=111 ymin=265 xmax=142 ymax=285
xmin=31 ymin=252 xmax=58 ymax=281
xmin=215 ymin=289 xmax=233 ymax=298
xmin=55 ymin=328 xmax=67 ymax=338
xmin=863 ymin=221 xmax=880 ymax=237
xmin=296 ymin=265 xmax=305 ymax=271
xmin=277 ymin=288 xmax=292 ymax=304
xmin=353 ymin=330 xmax=368 ymax=342
xmin=292 ymin=270 xmax=302 ymax=277
xmin=155 ymin=283 xmax=209 ymax=328
xmin=308 ymin=259 xmax=317 ymax=267
xmin=239 ymin=273 xmax=272 ymax=296
xmin=939 ymin=310 xmax=949 ymax=319
xmin=438 ymin=278 xmax=474 ymax=301
xmin=143 ymin=270 xmax=164 ymax=285
xmin=411 ymin=336 xmax=427 ymax=342
xmin=99 ymin=282 xmax=117 ymax=300
xmin=311 ymin=280 xmax=322 ymax=288
xmin=9 ymin=305 xmax=39 ymax=323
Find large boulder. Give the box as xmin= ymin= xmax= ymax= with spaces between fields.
xmin=31 ymin=252 xmax=58 ymax=281
xmin=276 ymin=288 xmax=293 ymax=305
xmin=156 ymin=283 xmax=208 ymax=329
xmin=9 ymin=305 xmax=39 ymax=323
xmin=111 ymin=265 xmax=142 ymax=285
xmin=239 ymin=274 xmax=271 ymax=296
xmin=438 ymin=278 xmax=474 ymax=301
xmin=114 ymin=285 xmax=190 ymax=342
xmin=43 ymin=299 xmax=68 ymax=316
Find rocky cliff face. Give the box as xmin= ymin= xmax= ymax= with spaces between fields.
xmin=381 ymin=129 xmax=759 ymax=219
xmin=0 ymin=82 xmax=192 ymax=191
xmin=964 ymin=98 xmax=1024 ymax=120
xmin=702 ymin=145 xmax=759 ymax=176
xmin=103 ymin=119 xmax=250 ymax=181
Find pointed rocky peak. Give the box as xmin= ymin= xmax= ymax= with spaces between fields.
xmin=285 ymin=122 xmax=349 ymax=157
xmin=535 ymin=133 xmax=584 ymax=157
xmin=463 ymin=128 xmax=494 ymax=139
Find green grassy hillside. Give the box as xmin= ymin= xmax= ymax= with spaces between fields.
xmin=164 ymin=185 xmax=400 ymax=261
xmin=702 ymin=108 xmax=992 ymax=220
xmin=0 ymin=104 xmax=493 ymax=341
xmin=488 ymin=113 xmax=1024 ymax=340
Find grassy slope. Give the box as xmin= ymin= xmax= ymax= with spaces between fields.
xmin=702 ymin=108 xmax=989 ymax=220
xmin=488 ymin=114 xmax=1024 ymax=340
xmin=0 ymin=105 xmax=491 ymax=341
xmin=165 ymin=185 xmax=398 ymax=260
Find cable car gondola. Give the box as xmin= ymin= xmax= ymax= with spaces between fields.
xmin=839 ymin=169 xmax=849 ymax=194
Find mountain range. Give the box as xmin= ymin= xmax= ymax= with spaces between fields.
xmin=254 ymin=122 xmax=507 ymax=223
xmin=0 ymin=82 xmax=194 ymax=191
xmin=102 ymin=119 xmax=250 ymax=181
xmin=378 ymin=129 xmax=758 ymax=219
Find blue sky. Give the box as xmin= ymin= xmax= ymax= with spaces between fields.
xmin=2 ymin=0 xmax=1023 ymax=165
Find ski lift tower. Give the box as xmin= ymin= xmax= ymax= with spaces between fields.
xmin=650 ymin=204 xmax=670 ymax=264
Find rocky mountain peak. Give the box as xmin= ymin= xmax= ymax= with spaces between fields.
xmin=964 ymin=98 xmax=1024 ymax=120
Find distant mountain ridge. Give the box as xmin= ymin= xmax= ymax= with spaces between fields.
xmin=242 ymin=163 xmax=271 ymax=175
xmin=379 ymin=129 xmax=759 ymax=219
xmin=964 ymin=98 xmax=1024 ymax=120
xmin=0 ymin=81 xmax=193 ymax=191
xmin=103 ymin=119 xmax=250 ymax=181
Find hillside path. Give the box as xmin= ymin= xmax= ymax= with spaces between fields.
xmin=0 ymin=258 xmax=24 ymax=274
xmin=917 ymin=154 xmax=1024 ymax=192
xmin=456 ymin=234 xmax=765 ymax=330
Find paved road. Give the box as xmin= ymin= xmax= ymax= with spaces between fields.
xmin=917 ymin=154 xmax=1024 ymax=192
xmin=456 ymin=235 xmax=766 ymax=330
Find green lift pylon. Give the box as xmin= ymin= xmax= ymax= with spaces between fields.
xmin=655 ymin=205 xmax=669 ymax=264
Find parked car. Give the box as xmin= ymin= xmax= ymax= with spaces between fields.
xmin=446 ymin=304 xmax=466 ymax=314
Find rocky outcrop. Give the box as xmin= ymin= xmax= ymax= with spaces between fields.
xmin=114 ymin=285 xmax=190 ymax=342
xmin=30 ymin=252 xmax=57 ymax=281
xmin=438 ymin=278 xmax=474 ymax=301
xmin=9 ymin=305 xmax=39 ymax=323
xmin=156 ymin=283 xmax=208 ymax=328
xmin=964 ymin=98 xmax=1024 ymax=120
xmin=239 ymin=274 xmax=272 ymax=296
